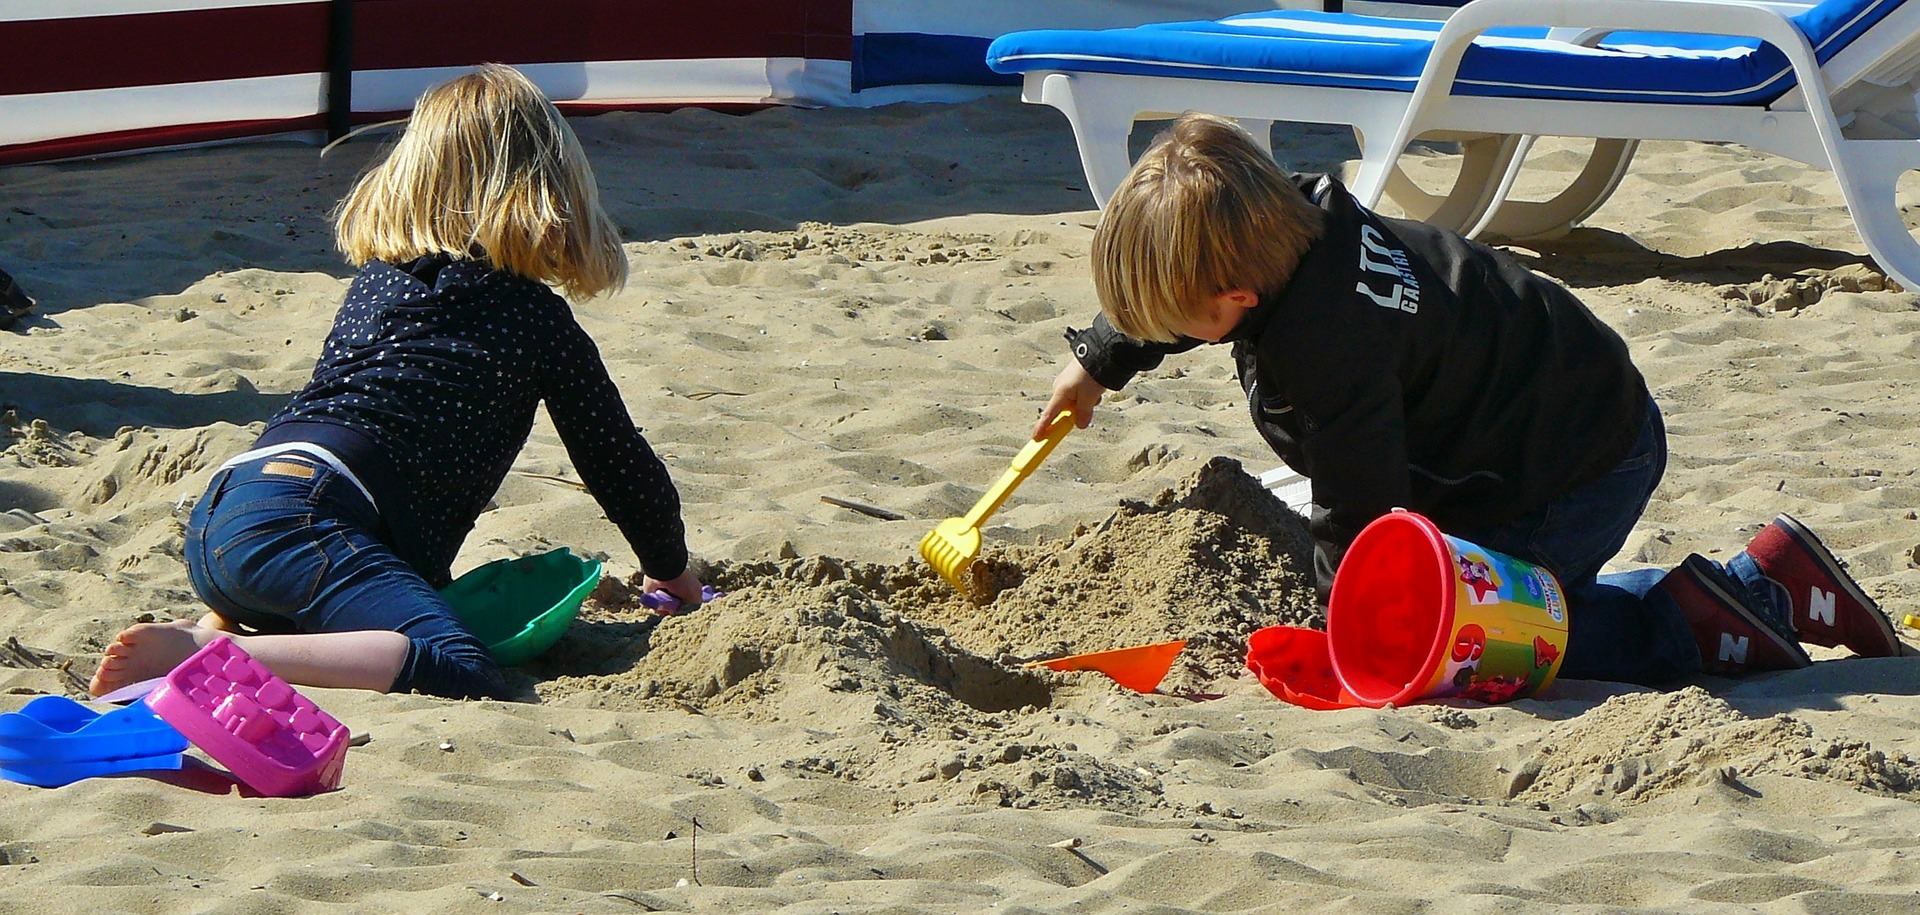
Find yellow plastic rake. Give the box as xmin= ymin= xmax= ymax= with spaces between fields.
xmin=919 ymin=410 xmax=1074 ymax=594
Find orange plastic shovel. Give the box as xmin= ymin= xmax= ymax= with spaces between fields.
xmin=1028 ymin=639 xmax=1187 ymax=693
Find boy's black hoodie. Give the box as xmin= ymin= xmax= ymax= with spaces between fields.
xmin=1069 ymin=175 xmax=1648 ymax=597
xmin=1 ymin=266 xmax=33 ymax=329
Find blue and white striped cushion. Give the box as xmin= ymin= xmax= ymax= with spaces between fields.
xmin=985 ymin=0 xmax=1905 ymax=106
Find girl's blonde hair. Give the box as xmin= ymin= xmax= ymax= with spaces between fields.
xmin=1092 ymin=113 xmax=1325 ymax=343
xmin=333 ymin=64 xmax=627 ymax=299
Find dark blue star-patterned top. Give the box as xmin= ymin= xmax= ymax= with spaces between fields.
xmin=253 ymin=255 xmax=687 ymax=586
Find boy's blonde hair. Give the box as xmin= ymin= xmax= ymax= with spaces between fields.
xmin=1092 ymin=113 xmax=1325 ymax=343
xmin=333 ymin=64 xmax=627 ymax=299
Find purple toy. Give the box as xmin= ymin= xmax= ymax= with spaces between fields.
xmin=638 ymin=584 xmax=725 ymax=616
xmin=145 ymin=637 xmax=349 ymax=797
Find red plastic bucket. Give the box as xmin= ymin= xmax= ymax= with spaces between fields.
xmin=1325 ymin=511 xmax=1568 ymax=707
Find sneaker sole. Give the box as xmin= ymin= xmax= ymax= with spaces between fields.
xmin=1683 ymin=555 xmax=1812 ymax=668
xmin=1773 ymin=513 xmax=1900 ymax=651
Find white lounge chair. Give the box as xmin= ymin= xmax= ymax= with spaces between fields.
xmin=986 ymin=0 xmax=1920 ymax=290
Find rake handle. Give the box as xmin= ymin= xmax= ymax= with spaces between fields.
xmin=959 ymin=410 xmax=1075 ymax=528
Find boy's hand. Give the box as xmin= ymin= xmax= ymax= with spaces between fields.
xmin=646 ymin=569 xmax=707 ymax=609
xmin=1036 ymin=360 xmax=1108 ymax=439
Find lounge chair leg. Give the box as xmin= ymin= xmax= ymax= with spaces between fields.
xmin=1350 ymin=138 xmax=1399 ymax=211
xmin=1033 ymin=73 xmax=1140 ymax=208
xmin=1381 ymin=165 xmax=1447 ymax=221
xmin=1375 ymin=134 xmax=1522 ymax=234
xmin=1474 ymin=138 xmax=1639 ymax=241
xmin=1349 ymin=112 xmax=1426 ymax=211
xmin=1830 ymin=138 xmax=1920 ymax=291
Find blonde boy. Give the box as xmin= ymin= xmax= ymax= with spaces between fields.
xmin=1036 ymin=113 xmax=1901 ymax=685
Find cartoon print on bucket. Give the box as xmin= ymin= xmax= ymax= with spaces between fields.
xmin=1327 ymin=511 xmax=1569 ymax=707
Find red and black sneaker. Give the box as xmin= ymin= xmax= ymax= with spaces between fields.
xmin=1744 ymin=514 xmax=1900 ymax=657
xmin=1658 ymin=554 xmax=1812 ymax=675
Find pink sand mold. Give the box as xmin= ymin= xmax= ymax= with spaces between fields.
xmin=145 ymin=637 xmax=350 ymax=797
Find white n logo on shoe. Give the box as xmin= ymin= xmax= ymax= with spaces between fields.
xmin=1719 ymin=632 xmax=1750 ymax=665
xmin=1808 ymin=587 xmax=1837 ymax=626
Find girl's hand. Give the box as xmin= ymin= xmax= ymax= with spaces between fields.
xmin=1035 ymin=359 xmax=1108 ymax=439
xmin=646 ymin=569 xmax=707 ymax=609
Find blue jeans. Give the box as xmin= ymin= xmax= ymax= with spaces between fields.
xmin=1460 ymin=396 xmax=1707 ymax=684
xmin=184 ymin=454 xmax=507 ymax=699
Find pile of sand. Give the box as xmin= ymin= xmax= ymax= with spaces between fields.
xmin=1715 ymin=263 xmax=1902 ymax=313
xmin=900 ymin=456 xmax=1319 ymax=691
xmin=1512 ymin=687 xmax=1920 ymax=808
xmin=539 ymin=458 xmax=1315 ymax=708
xmin=537 ymin=563 xmax=1176 ymax=812
xmin=522 ymin=460 xmax=1316 ymax=811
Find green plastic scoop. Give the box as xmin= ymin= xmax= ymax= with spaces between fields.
xmin=440 ymin=548 xmax=602 ymax=666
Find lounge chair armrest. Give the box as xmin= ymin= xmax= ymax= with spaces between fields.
xmin=1543 ymin=0 xmax=1813 ymax=47
xmin=1443 ymin=0 xmax=1808 ymax=47
xmin=1413 ymin=0 xmax=1822 ymax=112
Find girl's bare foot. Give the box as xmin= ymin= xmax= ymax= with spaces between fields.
xmin=89 ymin=619 xmax=219 ymax=697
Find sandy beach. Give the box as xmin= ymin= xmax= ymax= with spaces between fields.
xmin=4 ymin=96 xmax=1920 ymax=912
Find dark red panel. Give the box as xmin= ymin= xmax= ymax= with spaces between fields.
xmin=801 ymin=0 xmax=855 ymax=60
xmin=0 ymin=1 xmax=853 ymax=100
xmin=351 ymin=0 xmax=853 ymax=69
xmin=0 ymin=5 xmax=331 ymax=95
xmin=0 ymin=0 xmax=858 ymax=165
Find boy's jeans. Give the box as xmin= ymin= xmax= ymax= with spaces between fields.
xmin=1459 ymin=396 xmax=1720 ymax=685
xmin=184 ymin=455 xmax=508 ymax=698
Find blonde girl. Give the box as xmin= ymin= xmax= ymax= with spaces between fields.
xmin=93 ymin=64 xmax=703 ymax=699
